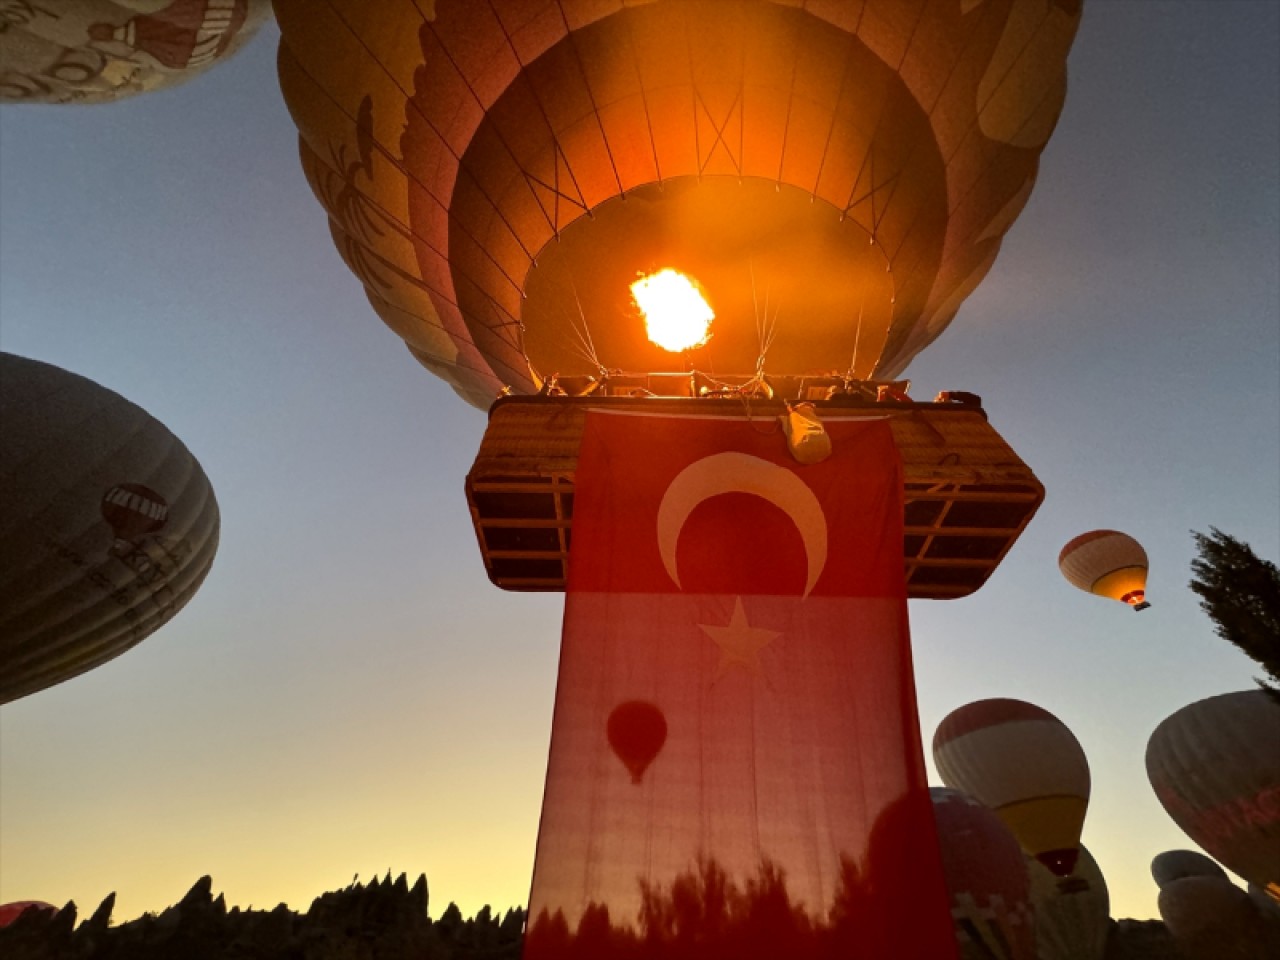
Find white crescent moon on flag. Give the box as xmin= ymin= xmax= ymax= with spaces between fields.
xmin=656 ymin=452 xmax=828 ymax=597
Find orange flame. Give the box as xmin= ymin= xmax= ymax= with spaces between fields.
xmin=631 ymin=269 xmax=714 ymax=353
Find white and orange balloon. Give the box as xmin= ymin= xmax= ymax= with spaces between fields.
xmin=1058 ymin=530 xmax=1150 ymax=609
xmin=934 ymin=699 xmax=1091 ymax=878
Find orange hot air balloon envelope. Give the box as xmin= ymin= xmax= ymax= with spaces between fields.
xmin=0 ymin=353 xmax=220 ymax=704
xmin=934 ymin=698 xmax=1091 ymax=878
xmin=1147 ymin=691 xmax=1280 ymax=901
xmin=1059 ymin=530 xmax=1150 ymax=609
xmin=274 ymin=0 xmax=1082 ymax=408
xmin=0 ymin=1 xmax=273 ymax=105
xmin=606 ymin=700 xmax=667 ymax=784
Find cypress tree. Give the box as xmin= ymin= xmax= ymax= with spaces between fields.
xmin=1189 ymin=527 xmax=1280 ymax=698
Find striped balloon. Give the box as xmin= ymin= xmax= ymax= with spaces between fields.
xmin=0 ymin=353 xmax=220 ymax=704
xmin=934 ymin=699 xmax=1091 ymax=878
xmin=1147 ymin=691 xmax=1280 ymax=900
xmin=1058 ymin=530 xmax=1149 ymax=609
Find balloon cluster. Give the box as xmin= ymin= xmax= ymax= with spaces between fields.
xmin=931 ymin=699 xmax=1107 ymax=960
xmin=930 ymin=691 xmax=1280 ymax=960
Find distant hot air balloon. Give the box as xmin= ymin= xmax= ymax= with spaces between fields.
xmin=0 ymin=353 xmax=220 ymax=704
xmin=1158 ymin=875 xmax=1269 ymax=960
xmin=274 ymin=0 xmax=1081 ymax=408
xmin=101 ymin=483 xmax=170 ymax=545
xmin=1029 ymin=844 xmax=1110 ymax=960
xmin=934 ymin=699 xmax=1091 ymax=878
xmin=0 ymin=901 xmax=56 ymax=928
xmin=606 ymin=701 xmax=667 ymax=785
xmin=0 ymin=1 xmax=272 ymax=105
xmin=1146 ymin=691 xmax=1280 ymax=900
xmin=931 ymin=787 xmax=1036 ymax=960
xmin=1058 ymin=530 xmax=1150 ymax=610
xmin=1151 ymin=850 xmax=1229 ymax=889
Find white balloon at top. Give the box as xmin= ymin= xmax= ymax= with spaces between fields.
xmin=0 ymin=1 xmax=272 ymax=105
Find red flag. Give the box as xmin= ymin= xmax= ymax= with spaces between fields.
xmin=524 ymin=412 xmax=957 ymax=960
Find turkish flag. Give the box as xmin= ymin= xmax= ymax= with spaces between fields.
xmin=524 ymin=412 xmax=957 ymax=960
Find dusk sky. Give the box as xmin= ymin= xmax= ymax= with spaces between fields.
xmin=1 ymin=1 xmax=1277 ymax=926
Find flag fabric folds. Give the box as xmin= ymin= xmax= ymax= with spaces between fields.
xmin=524 ymin=411 xmax=956 ymax=960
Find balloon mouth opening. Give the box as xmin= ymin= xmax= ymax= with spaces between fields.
xmin=1122 ymin=590 xmax=1149 ymax=610
xmin=1037 ymin=849 xmax=1080 ymax=877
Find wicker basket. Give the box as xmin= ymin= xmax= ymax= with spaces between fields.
xmin=466 ymin=397 xmax=1043 ymax=599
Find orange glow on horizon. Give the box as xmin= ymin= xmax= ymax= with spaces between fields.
xmin=631 ymin=270 xmax=714 ymax=353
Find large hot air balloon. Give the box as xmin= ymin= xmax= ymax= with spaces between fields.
xmin=1029 ymin=844 xmax=1109 ymax=960
xmin=0 ymin=353 xmax=220 ymax=704
xmin=1058 ymin=530 xmax=1150 ymax=610
xmin=275 ymin=0 xmax=1081 ymax=408
xmin=1151 ymin=850 xmax=1229 ymax=889
xmin=1146 ymin=690 xmax=1280 ymax=900
xmin=931 ymin=787 xmax=1036 ymax=960
xmin=934 ymin=699 xmax=1091 ymax=878
xmin=0 ymin=1 xmax=272 ymax=105
xmin=606 ymin=700 xmax=667 ymax=785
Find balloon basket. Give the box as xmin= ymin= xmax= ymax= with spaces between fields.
xmin=464 ymin=395 xmax=1044 ymax=600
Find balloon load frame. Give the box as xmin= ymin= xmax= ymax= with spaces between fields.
xmin=465 ymin=393 xmax=1044 ymax=599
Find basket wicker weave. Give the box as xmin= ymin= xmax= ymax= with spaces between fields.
xmin=466 ymin=397 xmax=1043 ymax=599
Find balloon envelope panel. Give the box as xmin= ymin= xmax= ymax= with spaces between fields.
xmin=1147 ymin=691 xmax=1280 ymax=898
xmin=275 ymin=0 xmax=1081 ymax=407
xmin=0 ymin=1 xmax=272 ymax=105
xmin=0 ymin=353 xmax=219 ymax=704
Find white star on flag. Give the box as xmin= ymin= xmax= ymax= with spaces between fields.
xmin=698 ymin=596 xmax=782 ymax=676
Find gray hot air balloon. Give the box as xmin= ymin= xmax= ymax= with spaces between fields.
xmin=0 ymin=353 xmax=219 ymax=703
xmin=1028 ymin=844 xmax=1109 ymax=960
xmin=1157 ymin=875 xmax=1270 ymax=960
xmin=1146 ymin=691 xmax=1280 ymax=898
xmin=1151 ymin=850 xmax=1229 ymax=889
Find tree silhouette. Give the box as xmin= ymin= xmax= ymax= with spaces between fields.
xmin=1190 ymin=528 xmax=1280 ymax=698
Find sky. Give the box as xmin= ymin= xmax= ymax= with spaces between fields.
xmin=1 ymin=0 xmax=1278 ymax=927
